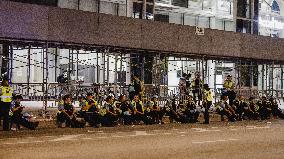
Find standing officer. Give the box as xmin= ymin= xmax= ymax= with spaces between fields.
xmin=223 ymin=75 xmax=236 ymax=105
xmin=203 ymin=84 xmax=213 ymax=124
xmin=0 ymin=78 xmax=13 ymax=131
xmin=192 ymin=72 xmax=203 ymax=105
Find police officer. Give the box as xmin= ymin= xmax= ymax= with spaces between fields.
xmin=269 ymin=97 xmax=284 ymax=119
xmin=0 ymin=79 xmax=13 ymax=131
xmin=179 ymin=73 xmax=187 ymax=96
xmin=119 ymin=95 xmax=134 ymax=125
xmin=192 ymin=72 xmax=203 ymax=105
xmin=232 ymin=95 xmax=247 ymax=121
xmin=82 ymin=93 xmax=101 ymax=128
xmin=248 ymin=97 xmax=259 ymax=120
xmin=148 ymin=95 xmax=164 ymax=124
xmin=102 ymin=95 xmax=119 ymax=127
xmin=185 ymin=95 xmax=200 ymax=123
xmin=257 ymin=95 xmax=272 ymax=120
xmin=57 ymin=94 xmax=76 ymax=128
xmin=216 ymin=95 xmax=236 ymax=122
xmin=10 ymin=95 xmax=39 ymax=130
xmin=223 ymin=75 xmax=236 ymax=105
xmin=203 ymin=84 xmax=212 ymax=124
xmin=131 ymin=95 xmax=150 ymax=125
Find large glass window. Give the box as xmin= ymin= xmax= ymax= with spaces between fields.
xmin=172 ymin=0 xmax=188 ymax=8
xmin=169 ymin=13 xmax=182 ymax=24
xmin=184 ymin=14 xmax=196 ymax=26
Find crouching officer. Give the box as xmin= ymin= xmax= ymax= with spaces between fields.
xmin=216 ymin=95 xmax=236 ymax=122
xmin=248 ymin=97 xmax=260 ymax=120
xmin=81 ymin=93 xmax=101 ymax=128
xmin=232 ymin=95 xmax=246 ymax=121
xmin=257 ymin=95 xmax=272 ymax=120
xmin=119 ymin=95 xmax=134 ymax=125
xmin=0 ymin=79 xmax=14 ymax=131
xmin=131 ymin=95 xmax=151 ymax=125
xmin=149 ymin=95 xmax=164 ymax=124
xmin=57 ymin=94 xmax=85 ymax=128
xmin=269 ymin=97 xmax=284 ymax=119
xmin=185 ymin=95 xmax=200 ymax=123
xmin=10 ymin=95 xmax=39 ymax=130
xmin=102 ymin=95 xmax=119 ymax=127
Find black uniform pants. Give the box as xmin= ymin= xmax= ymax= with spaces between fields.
xmin=57 ymin=112 xmax=72 ymax=127
xmin=203 ymin=101 xmax=211 ymax=124
xmin=259 ymin=108 xmax=271 ymax=120
xmin=11 ymin=113 xmax=38 ymax=130
xmin=0 ymin=102 xmax=11 ymax=131
xmin=80 ymin=111 xmax=101 ymax=126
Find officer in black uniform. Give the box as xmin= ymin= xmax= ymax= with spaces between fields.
xmin=269 ymin=96 xmax=284 ymax=119
xmin=248 ymin=97 xmax=259 ymax=120
xmin=10 ymin=95 xmax=39 ymax=130
xmin=119 ymin=95 xmax=134 ymax=125
xmin=103 ymin=95 xmax=119 ymax=127
xmin=57 ymin=94 xmax=76 ymax=128
xmin=185 ymin=95 xmax=200 ymax=123
xmin=256 ymin=95 xmax=272 ymax=120
xmin=192 ymin=72 xmax=203 ymax=105
xmin=216 ymin=95 xmax=236 ymax=122
xmin=232 ymin=95 xmax=247 ymax=121
xmin=81 ymin=93 xmax=101 ymax=128
xmin=131 ymin=95 xmax=150 ymax=125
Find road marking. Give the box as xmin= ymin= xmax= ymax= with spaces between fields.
xmin=17 ymin=141 xmax=32 ymax=144
xmin=194 ymin=129 xmax=221 ymax=133
xmin=82 ymin=138 xmax=93 ymax=140
xmin=112 ymin=135 xmax=125 ymax=138
xmin=3 ymin=143 xmax=15 ymax=145
xmin=162 ymin=133 xmax=172 ymax=135
xmin=192 ymin=138 xmax=239 ymax=144
xmin=246 ymin=126 xmax=270 ymax=130
xmin=51 ymin=134 xmax=83 ymax=142
xmin=26 ymin=137 xmax=35 ymax=139
xmin=43 ymin=136 xmax=54 ymax=138
xmin=153 ymin=130 xmax=162 ymax=132
xmin=178 ymin=132 xmax=187 ymax=134
xmin=96 ymin=137 xmax=108 ymax=139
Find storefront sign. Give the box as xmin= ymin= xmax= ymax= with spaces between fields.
xmin=196 ymin=26 xmax=205 ymax=35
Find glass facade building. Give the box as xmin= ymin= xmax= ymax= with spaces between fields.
xmin=2 ymin=0 xmax=284 ymax=102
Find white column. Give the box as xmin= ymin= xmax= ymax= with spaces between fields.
xmin=207 ymin=60 xmax=215 ymax=89
xmin=126 ymin=54 xmax=131 ymax=85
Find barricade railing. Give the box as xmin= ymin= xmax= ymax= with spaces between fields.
xmin=11 ymin=83 xmax=284 ymax=108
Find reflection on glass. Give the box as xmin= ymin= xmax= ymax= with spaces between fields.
xmin=236 ymin=19 xmax=251 ymax=34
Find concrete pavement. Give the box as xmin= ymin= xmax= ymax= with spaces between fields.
xmin=1 ymin=120 xmax=284 ymax=159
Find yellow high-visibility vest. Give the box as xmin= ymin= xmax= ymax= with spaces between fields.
xmin=223 ymin=80 xmax=234 ymax=89
xmin=204 ymin=89 xmax=213 ymax=102
xmin=82 ymin=99 xmax=97 ymax=111
xmin=1 ymin=86 xmax=12 ymax=103
xmin=131 ymin=100 xmax=144 ymax=113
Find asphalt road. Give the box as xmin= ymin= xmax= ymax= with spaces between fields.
xmin=0 ymin=120 xmax=284 ymax=159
